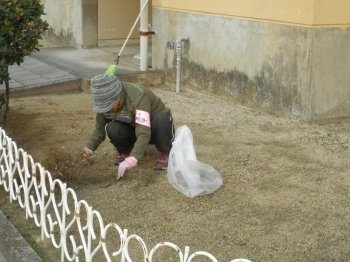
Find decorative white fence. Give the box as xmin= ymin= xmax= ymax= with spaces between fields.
xmin=0 ymin=128 xmax=251 ymax=262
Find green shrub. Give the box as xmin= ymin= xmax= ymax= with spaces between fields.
xmin=0 ymin=0 xmax=49 ymax=126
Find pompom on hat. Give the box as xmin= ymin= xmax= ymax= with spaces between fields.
xmin=91 ymin=74 xmax=122 ymax=113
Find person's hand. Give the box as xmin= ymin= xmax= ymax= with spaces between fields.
xmin=83 ymin=146 xmax=94 ymax=156
xmin=117 ymin=157 xmax=137 ymax=180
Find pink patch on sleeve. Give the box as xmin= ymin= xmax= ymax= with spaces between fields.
xmin=135 ymin=110 xmax=151 ymax=127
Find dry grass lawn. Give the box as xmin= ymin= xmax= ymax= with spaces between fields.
xmin=1 ymin=85 xmax=350 ymax=261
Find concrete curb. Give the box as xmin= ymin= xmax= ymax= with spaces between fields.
xmin=5 ymin=70 xmax=165 ymax=97
xmin=9 ymin=78 xmax=82 ymax=98
xmin=0 ymin=209 xmax=42 ymax=262
xmin=78 ymin=71 xmax=166 ymax=93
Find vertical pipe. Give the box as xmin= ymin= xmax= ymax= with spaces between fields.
xmin=176 ymin=36 xmax=189 ymax=93
xmin=140 ymin=0 xmax=149 ymax=71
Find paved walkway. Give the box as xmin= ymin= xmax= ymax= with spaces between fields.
xmin=0 ymin=45 xmax=163 ymax=262
xmin=0 ymin=56 xmax=79 ymax=94
xmin=0 ymin=45 xmax=161 ymax=97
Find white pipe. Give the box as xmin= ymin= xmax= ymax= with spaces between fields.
xmin=176 ymin=36 xmax=189 ymax=93
xmin=140 ymin=0 xmax=149 ymax=71
xmin=117 ymin=0 xmax=149 ymax=64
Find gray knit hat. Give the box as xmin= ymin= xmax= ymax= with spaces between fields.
xmin=91 ymin=74 xmax=122 ymax=113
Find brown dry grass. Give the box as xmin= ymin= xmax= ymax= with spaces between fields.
xmin=1 ymin=86 xmax=350 ymax=261
xmin=40 ymin=147 xmax=94 ymax=184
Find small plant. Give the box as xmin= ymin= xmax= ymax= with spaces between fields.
xmin=41 ymin=147 xmax=94 ymax=185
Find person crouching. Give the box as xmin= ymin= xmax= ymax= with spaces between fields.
xmin=83 ymin=74 xmax=174 ymax=180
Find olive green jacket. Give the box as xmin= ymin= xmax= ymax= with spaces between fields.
xmin=86 ymin=82 xmax=171 ymax=160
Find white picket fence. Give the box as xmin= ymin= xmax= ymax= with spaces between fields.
xmin=0 ymin=128 xmax=251 ymax=262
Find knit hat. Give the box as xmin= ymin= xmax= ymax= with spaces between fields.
xmin=91 ymin=74 xmax=122 ymax=113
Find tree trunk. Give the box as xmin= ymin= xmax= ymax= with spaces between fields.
xmin=2 ymin=79 xmax=10 ymax=128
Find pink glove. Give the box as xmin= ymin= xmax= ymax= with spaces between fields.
xmin=83 ymin=146 xmax=94 ymax=156
xmin=117 ymin=157 xmax=137 ymax=180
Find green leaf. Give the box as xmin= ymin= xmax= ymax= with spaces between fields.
xmin=0 ymin=0 xmax=48 ymax=84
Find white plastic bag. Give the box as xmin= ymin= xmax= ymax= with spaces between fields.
xmin=166 ymin=125 xmax=223 ymax=198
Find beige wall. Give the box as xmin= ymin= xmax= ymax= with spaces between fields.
xmin=313 ymin=0 xmax=350 ymax=25
xmin=153 ymin=0 xmax=350 ymax=26
xmin=98 ymin=0 xmax=153 ymax=40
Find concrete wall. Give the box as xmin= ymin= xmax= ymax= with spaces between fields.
xmin=151 ymin=1 xmax=350 ymax=121
xmin=42 ymin=0 xmax=77 ymax=47
xmin=42 ymin=0 xmax=152 ymax=48
xmin=42 ymin=0 xmax=97 ymax=48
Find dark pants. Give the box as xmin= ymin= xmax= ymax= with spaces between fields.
xmin=105 ymin=112 xmax=174 ymax=153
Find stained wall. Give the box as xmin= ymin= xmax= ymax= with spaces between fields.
xmin=152 ymin=0 xmax=350 ymax=120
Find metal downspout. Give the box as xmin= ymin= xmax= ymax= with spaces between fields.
xmin=176 ymin=36 xmax=189 ymax=93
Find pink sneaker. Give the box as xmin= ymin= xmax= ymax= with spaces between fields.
xmin=114 ymin=152 xmax=130 ymax=165
xmin=154 ymin=152 xmax=169 ymax=170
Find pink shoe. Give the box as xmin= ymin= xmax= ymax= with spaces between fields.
xmin=154 ymin=152 xmax=169 ymax=170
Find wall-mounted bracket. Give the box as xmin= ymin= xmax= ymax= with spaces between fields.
xmin=140 ymin=31 xmax=156 ymax=36
xmin=167 ymin=40 xmax=175 ymax=50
